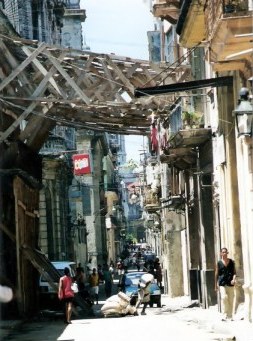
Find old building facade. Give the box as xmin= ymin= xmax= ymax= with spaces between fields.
xmin=147 ymin=0 xmax=253 ymax=321
xmin=0 ymin=0 xmax=121 ymax=316
xmin=2 ymin=0 xmax=253 ymax=324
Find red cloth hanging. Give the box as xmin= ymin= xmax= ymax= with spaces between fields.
xmin=150 ymin=124 xmax=158 ymax=153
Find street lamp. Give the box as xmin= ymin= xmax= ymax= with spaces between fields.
xmin=154 ymin=220 xmax=160 ymax=231
xmin=233 ymin=87 xmax=253 ymax=137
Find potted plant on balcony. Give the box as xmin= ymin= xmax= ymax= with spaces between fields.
xmin=223 ymin=0 xmax=247 ymax=13
xmin=182 ymin=111 xmax=204 ymax=129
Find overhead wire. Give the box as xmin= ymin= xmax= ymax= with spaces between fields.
xmin=142 ymin=43 xmax=200 ymax=88
xmin=0 ymin=31 xmax=199 ymax=100
xmin=0 ymin=33 xmax=173 ymax=119
xmin=0 ymin=17 xmax=206 ymax=138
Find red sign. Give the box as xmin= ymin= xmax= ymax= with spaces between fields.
xmin=72 ymin=154 xmax=91 ymax=175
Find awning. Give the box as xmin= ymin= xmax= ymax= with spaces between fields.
xmin=134 ymin=76 xmax=233 ymax=97
xmin=169 ymin=128 xmax=212 ymax=148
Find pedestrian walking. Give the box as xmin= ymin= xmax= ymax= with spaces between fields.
xmin=75 ymin=266 xmax=87 ymax=297
xmin=86 ymin=258 xmax=93 ymax=276
xmin=103 ymin=264 xmax=113 ymax=298
xmin=117 ymin=259 xmax=124 ymax=276
xmin=148 ymin=265 xmax=156 ymax=277
xmin=58 ymin=267 xmax=74 ymax=324
xmin=97 ymin=264 xmax=104 ymax=283
xmin=215 ymin=247 xmax=236 ymax=321
xmin=136 ymin=259 xmax=141 ymax=271
xmin=118 ymin=268 xmax=128 ymax=292
xmin=154 ymin=259 xmax=163 ymax=289
xmin=89 ymin=268 xmax=99 ymax=304
xmin=109 ymin=263 xmax=115 ymax=279
xmin=109 ymin=259 xmax=115 ymax=268
xmin=123 ymin=257 xmax=129 ymax=272
xmin=135 ymin=279 xmax=152 ymax=315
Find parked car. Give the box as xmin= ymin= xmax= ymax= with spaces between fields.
xmin=143 ymin=251 xmax=156 ymax=263
xmin=121 ymin=271 xmax=161 ymax=307
xmin=39 ymin=261 xmax=76 ymax=307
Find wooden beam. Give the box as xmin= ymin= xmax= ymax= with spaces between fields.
xmin=0 ymin=64 xmax=57 ymax=143
xmin=0 ymin=43 xmax=46 ymax=92
xmin=105 ymin=55 xmax=135 ymax=94
xmin=22 ymin=46 xmax=67 ymax=98
xmin=0 ymin=40 xmax=34 ymax=94
xmin=0 ymin=222 xmax=16 ymax=242
xmin=19 ymin=115 xmax=55 ymax=150
xmin=99 ymin=58 xmax=123 ymax=102
xmin=44 ymin=49 xmax=91 ymax=104
xmin=0 ymin=38 xmax=179 ymax=137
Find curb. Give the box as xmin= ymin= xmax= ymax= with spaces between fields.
xmin=0 ymin=320 xmax=25 ymax=339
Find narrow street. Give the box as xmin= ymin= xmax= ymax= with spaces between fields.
xmin=2 ymin=278 xmax=252 ymax=341
xmin=1 ymin=1 xmax=253 ymax=338
xmin=0 ymin=297 xmax=243 ymax=341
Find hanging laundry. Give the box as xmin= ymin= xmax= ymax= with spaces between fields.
xmin=150 ymin=123 xmax=158 ymax=154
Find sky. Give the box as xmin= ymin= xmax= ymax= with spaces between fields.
xmin=80 ymin=0 xmax=154 ymax=161
xmin=80 ymin=0 xmax=154 ymax=60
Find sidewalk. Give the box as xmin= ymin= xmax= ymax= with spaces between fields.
xmin=0 ymin=319 xmax=24 ymax=339
xmin=1 ymin=289 xmax=253 ymax=340
xmin=0 ymin=279 xmax=118 ymax=339
xmin=95 ymin=282 xmax=253 ymax=340
xmin=161 ymin=295 xmax=253 ymax=341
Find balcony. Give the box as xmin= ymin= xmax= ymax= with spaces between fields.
xmin=143 ymin=187 xmax=160 ymax=212
xmin=40 ymin=136 xmax=67 ymax=155
xmin=64 ymin=9 xmax=86 ymax=21
xmin=152 ymin=0 xmax=181 ymax=24
xmin=161 ymin=195 xmax=185 ymax=213
xmin=160 ymin=128 xmax=212 ymax=169
xmin=206 ymin=0 xmax=252 ymax=75
xmin=169 ymin=128 xmax=212 ymax=149
xmin=166 ymin=105 xmax=205 ymax=136
xmin=109 ymin=142 xmax=120 ymax=154
xmin=160 ymin=146 xmax=197 ymax=169
xmin=147 ymin=155 xmax=159 ymax=165
xmin=223 ymin=0 xmax=248 ymax=13
xmin=176 ymin=0 xmax=206 ymax=48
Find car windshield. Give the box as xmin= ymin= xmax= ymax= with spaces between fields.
xmin=40 ymin=269 xmax=65 ymax=282
xmin=125 ymin=272 xmax=146 ymax=286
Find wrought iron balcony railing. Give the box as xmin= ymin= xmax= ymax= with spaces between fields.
xmin=223 ymin=0 xmax=248 ymax=14
xmin=161 ymin=195 xmax=185 ymax=212
xmin=167 ymin=105 xmax=204 ymax=140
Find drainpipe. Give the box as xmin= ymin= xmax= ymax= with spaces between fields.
xmin=160 ymin=19 xmax=165 ymax=62
xmin=196 ymin=147 xmax=208 ymax=308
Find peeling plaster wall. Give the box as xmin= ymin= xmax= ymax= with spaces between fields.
xmin=163 ymin=211 xmax=185 ymax=297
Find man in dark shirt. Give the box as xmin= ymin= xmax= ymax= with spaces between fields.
xmin=215 ymin=247 xmax=236 ymax=321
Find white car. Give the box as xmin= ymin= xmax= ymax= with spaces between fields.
xmin=39 ymin=261 xmax=76 ymax=295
